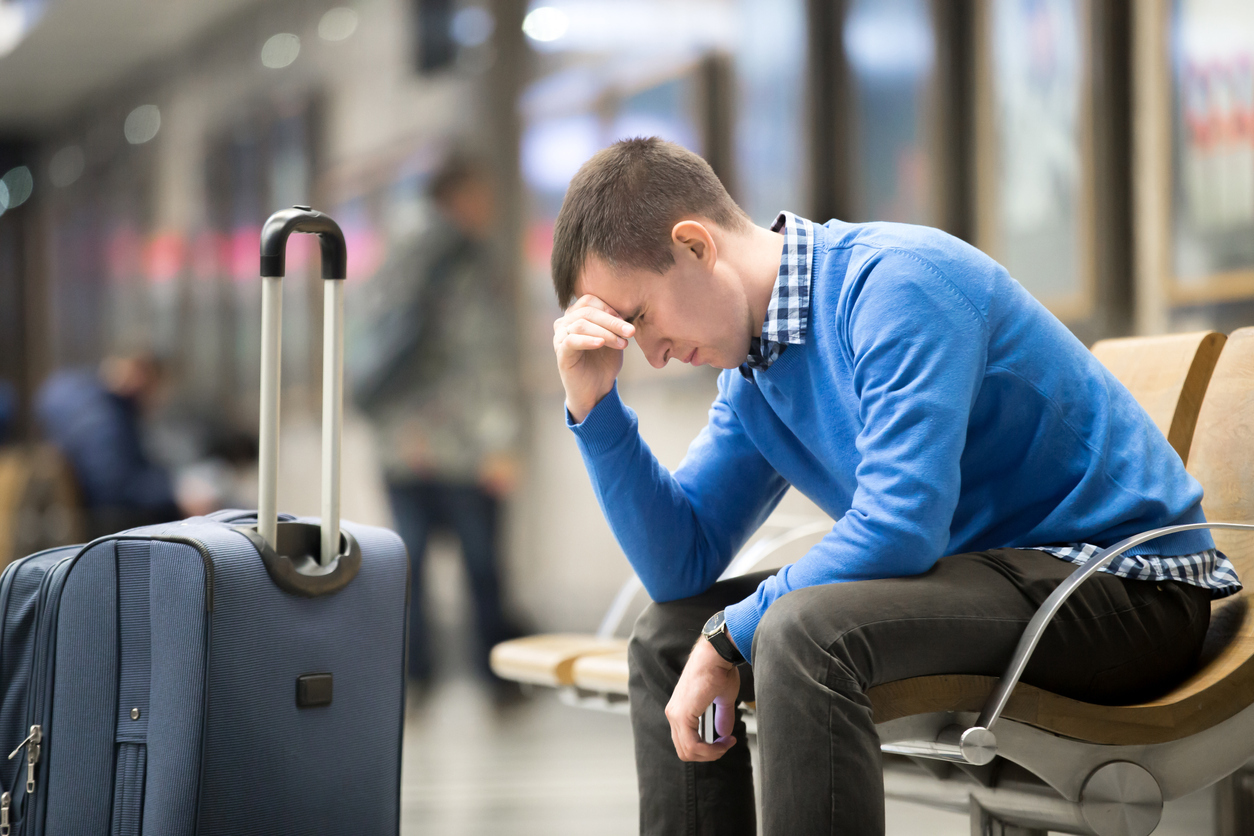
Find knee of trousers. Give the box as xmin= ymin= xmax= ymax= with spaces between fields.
xmin=752 ymin=587 xmax=871 ymax=693
xmin=628 ymin=599 xmax=706 ymax=681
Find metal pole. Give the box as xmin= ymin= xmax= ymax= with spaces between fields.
xmin=258 ymin=275 xmax=283 ymax=550
xmin=320 ymin=278 xmax=344 ymax=566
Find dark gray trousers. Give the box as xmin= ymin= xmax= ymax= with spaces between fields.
xmin=628 ymin=548 xmax=1212 ymax=835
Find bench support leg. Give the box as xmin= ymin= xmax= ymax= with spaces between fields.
xmin=969 ymin=799 xmax=1048 ymax=836
xmin=1216 ymin=761 xmax=1254 ymax=836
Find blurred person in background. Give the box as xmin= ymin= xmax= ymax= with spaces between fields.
xmin=350 ymin=152 xmax=523 ymax=699
xmin=36 ymin=351 xmax=216 ymax=538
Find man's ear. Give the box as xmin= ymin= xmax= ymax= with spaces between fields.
xmin=671 ymin=220 xmax=716 ymax=268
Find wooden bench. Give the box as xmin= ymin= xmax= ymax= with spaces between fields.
xmin=493 ymin=330 xmax=1239 ymax=834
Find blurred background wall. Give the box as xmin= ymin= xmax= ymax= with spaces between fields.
xmin=0 ymin=0 xmax=1252 ymax=636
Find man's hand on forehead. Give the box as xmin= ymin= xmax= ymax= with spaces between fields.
xmin=552 ymin=294 xmax=636 ymax=423
xmin=557 ymin=295 xmax=636 ymax=351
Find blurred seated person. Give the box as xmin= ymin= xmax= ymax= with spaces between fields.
xmin=36 ymin=352 xmax=209 ymax=538
xmin=350 ymin=152 xmax=523 ymax=694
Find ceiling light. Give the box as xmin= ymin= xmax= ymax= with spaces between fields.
xmin=522 ymin=7 xmax=568 ymax=43
xmin=1 ymin=166 xmax=32 ymax=208
xmin=124 ymin=105 xmax=161 ymax=145
xmin=318 ymin=8 xmax=358 ymax=42
xmin=261 ymin=33 xmax=300 ymax=68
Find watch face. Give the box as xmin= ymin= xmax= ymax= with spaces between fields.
xmin=703 ymin=611 xmax=726 ymax=637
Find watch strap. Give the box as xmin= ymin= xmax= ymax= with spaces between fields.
xmin=706 ymin=620 xmax=746 ymax=666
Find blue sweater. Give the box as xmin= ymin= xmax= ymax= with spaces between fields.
xmin=569 ymin=221 xmax=1213 ymax=663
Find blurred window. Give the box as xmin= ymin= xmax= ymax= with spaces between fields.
xmin=985 ymin=0 xmax=1091 ymax=316
xmin=844 ymin=0 xmax=937 ymax=224
xmin=1171 ymin=0 xmax=1254 ymax=289
xmin=733 ymin=0 xmax=807 ymax=225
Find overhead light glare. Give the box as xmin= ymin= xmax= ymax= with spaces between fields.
xmin=319 ymin=7 xmax=358 ymax=42
xmin=261 ymin=33 xmax=301 ymax=68
xmin=452 ymin=6 xmax=494 ymax=47
xmin=523 ymin=7 xmax=568 ymax=43
xmin=0 ymin=0 xmax=44 ymax=60
xmin=1 ymin=166 xmax=32 ymax=208
xmin=124 ymin=105 xmax=161 ymax=144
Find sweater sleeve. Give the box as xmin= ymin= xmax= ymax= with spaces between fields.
xmin=569 ymin=379 xmax=790 ymax=602
xmin=725 ymin=250 xmax=989 ymax=662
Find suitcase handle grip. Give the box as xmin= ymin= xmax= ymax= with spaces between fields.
xmin=258 ymin=206 xmax=347 ymax=569
xmin=261 ymin=206 xmax=347 ymax=280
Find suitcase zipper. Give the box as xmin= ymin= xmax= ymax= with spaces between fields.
xmin=6 ymin=728 xmax=38 ymax=796
xmin=2 ymin=790 xmax=10 ymax=836
xmin=21 ymin=554 xmax=76 ymax=834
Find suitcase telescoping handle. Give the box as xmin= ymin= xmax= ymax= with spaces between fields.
xmin=258 ymin=205 xmax=347 ymax=567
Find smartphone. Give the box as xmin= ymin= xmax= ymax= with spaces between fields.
xmin=698 ymin=703 xmax=718 ymax=744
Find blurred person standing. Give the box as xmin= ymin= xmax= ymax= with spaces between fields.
xmin=35 ymin=352 xmax=204 ymax=538
xmin=350 ymin=153 xmax=523 ymax=695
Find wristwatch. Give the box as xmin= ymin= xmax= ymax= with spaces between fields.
xmin=701 ymin=610 xmax=746 ymax=666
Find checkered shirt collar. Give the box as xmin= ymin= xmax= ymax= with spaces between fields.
xmin=742 ymin=211 xmax=815 ymax=374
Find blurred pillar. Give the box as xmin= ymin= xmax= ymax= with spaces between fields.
xmin=1091 ymin=0 xmax=1134 ymax=337
xmin=807 ymin=0 xmax=852 ymax=222
xmin=701 ymin=53 xmax=738 ymax=203
xmin=486 ymin=0 xmax=526 ymax=311
xmin=1132 ymin=0 xmax=1171 ymax=335
xmin=933 ymin=0 xmax=976 ymax=244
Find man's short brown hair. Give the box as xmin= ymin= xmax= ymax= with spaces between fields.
xmin=551 ymin=137 xmax=750 ymax=308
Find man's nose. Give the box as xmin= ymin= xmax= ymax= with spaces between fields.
xmin=639 ymin=335 xmax=668 ymax=369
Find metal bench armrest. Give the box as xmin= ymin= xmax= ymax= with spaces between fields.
xmin=976 ymin=521 xmax=1253 ymax=732
xmin=888 ymin=521 xmax=1254 ymax=766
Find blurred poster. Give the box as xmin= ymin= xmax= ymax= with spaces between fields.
xmin=844 ymin=0 xmax=936 ymax=224
xmin=990 ymin=0 xmax=1087 ymax=312
xmin=1172 ymin=0 xmax=1254 ymax=285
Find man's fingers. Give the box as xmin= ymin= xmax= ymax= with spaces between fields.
xmin=674 ymin=719 xmax=736 ymax=762
xmin=556 ymin=307 xmax=635 ymax=340
xmin=714 ymin=698 xmax=736 ymax=739
xmin=568 ymin=294 xmax=622 ymax=319
xmin=564 ymin=319 xmax=628 ymax=348
xmin=667 ymin=706 xmax=736 ymax=763
xmin=558 ymin=333 xmax=606 ymax=352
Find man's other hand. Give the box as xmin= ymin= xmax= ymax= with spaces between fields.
xmin=553 ymin=295 xmax=635 ymax=422
xmin=665 ymin=637 xmax=740 ymax=762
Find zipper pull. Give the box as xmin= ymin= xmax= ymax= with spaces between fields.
xmin=8 ymin=725 xmax=41 ymax=794
xmin=1 ymin=790 xmax=10 ymax=836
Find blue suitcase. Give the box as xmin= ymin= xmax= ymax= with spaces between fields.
xmin=0 ymin=208 xmax=409 ymax=835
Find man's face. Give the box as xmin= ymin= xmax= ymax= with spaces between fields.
xmin=577 ymin=244 xmax=754 ymax=371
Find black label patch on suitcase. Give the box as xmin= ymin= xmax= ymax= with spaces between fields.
xmin=296 ymin=673 xmax=333 ymax=708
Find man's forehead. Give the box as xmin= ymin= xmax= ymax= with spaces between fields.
xmin=576 ymin=256 xmax=644 ymax=312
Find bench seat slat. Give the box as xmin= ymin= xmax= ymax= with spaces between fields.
xmin=571 ymin=649 xmax=630 ymax=695
xmin=489 ymin=634 xmax=626 ymax=687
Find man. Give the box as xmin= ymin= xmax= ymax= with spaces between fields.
xmin=37 ymin=352 xmax=187 ymax=538
xmin=350 ymin=153 xmax=521 ymax=693
xmin=550 ymin=138 xmax=1237 ymax=834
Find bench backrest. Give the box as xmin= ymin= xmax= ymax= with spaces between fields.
xmin=1166 ymin=327 xmax=1254 ymax=700
xmin=1091 ymin=330 xmax=1226 ymax=464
